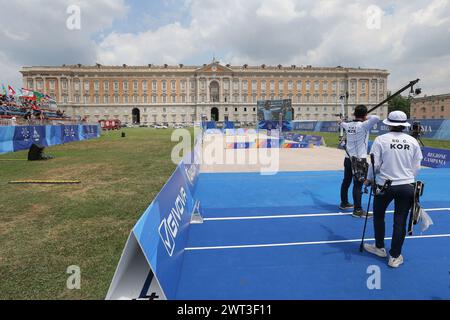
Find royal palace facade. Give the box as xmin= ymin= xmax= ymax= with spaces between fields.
xmin=21 ymin=62 xmax=389 ymax=125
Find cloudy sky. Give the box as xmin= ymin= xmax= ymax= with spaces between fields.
xmin=0 ymin=0 xmax=449 ymax=95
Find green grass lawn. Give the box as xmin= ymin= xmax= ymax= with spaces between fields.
xmin=0 ymin=128 xmax=190 ymax=300
xmin=296 ymin=131 xmax=450 ymax=150
xmin=0 ymin=127 xmax=447 ymax=300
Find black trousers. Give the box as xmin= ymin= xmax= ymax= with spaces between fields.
xmin=373 ymin=184 xmax=415 ymax=258
xmin=340 ymin=158 xmax=363 ymax=210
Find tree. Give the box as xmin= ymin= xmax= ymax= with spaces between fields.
xmin=388 ymin=93 xmax=411 ymax=117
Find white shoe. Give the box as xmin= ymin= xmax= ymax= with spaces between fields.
xmin=364 ymin=243 xmax=388 ymax=258
xmin=388 ymin=255 xmax=404 ymax=268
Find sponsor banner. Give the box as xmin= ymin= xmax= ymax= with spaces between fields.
xmin=369 ymin=120 xmax=445 ymax=139
xmin=205 ymin=121 xmax=217 ymax=130
xmin=320 ymin=121 xmax=341 ymax=133
xmin=13 ymin=125 xmax=47 ymax=151
xmin=292 ymin=119 xmax=449 ymax=141
xmin=1 ymin=125 xmax=100 ymax=154
xmin=81 ymin=125 xmax=99 ymax=140
xmin=282 ymin=133 xmax=324 ymax=146
xmin=131 ymin=162 xmax=196 ymax=300
xmin=421 ymin=147 xmax=450 ymax=168
xmin=258 ymin=120 xmax=293 ymax=132
xmin=223 ymin=121 xmax=235 ymax=129
xmin=62 ymin=125 xmax=79 ymax=143
xmin=292 ymin=121 xmax=317 ymax=132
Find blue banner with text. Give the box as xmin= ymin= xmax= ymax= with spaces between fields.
xmin=0 ymin=124 xmax=101 ymax=154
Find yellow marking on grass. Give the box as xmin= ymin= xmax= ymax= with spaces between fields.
xmin=8 ymin=180 xmax=81 ymax=185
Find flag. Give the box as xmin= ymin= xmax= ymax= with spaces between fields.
xmin=21 ymin=88 xmax=36 ymax=100
xmin=34 ymin=91 xmax=44 ymax=102
xmin=8 ymin=85 xmax=16 ymax=96
xmin=1 ymin=84 xmax=6 ymax=95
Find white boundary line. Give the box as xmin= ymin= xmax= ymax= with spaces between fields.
xmin=203 ymin=208 xmax=450 ymax=222
xmin=185 ymin=234 xmax=450 ymax=251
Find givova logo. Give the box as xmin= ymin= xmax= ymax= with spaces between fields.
xmin=184 ymin=164 xmax=198 ymax=186
xmin=158 ymin=187 xmax=188 ymax=257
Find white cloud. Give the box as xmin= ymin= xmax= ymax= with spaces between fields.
xmin=256 ymin=0 xmax=306 ymax=22
xmin=413 ymin=0 xmax=449 ymax=26
xmin=0 ymin=0 xmax=127 ymax=88
xmin=97 ymin=23 xmax=200 ymax=65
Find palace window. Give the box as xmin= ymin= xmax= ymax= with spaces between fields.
xmin=104 ymin=81 xmax=109 ymax=91
xmin=152 ymin=81 xmax=157 ymax=91
xmin=114 ymin=81 xmax=119 ymax=91
xmin=37 ymin=80 xmax=44 ymax=90
xmin=104 ymin=95 xmax=109 ymax=104
xmin=142 ymin=81 xmax=148 ymax=91
xmin=84 ymin=81 xmax=90 ymax=91
xmin=123 ymin=81 xmax=129 ymax=91
xmin=124 ymin=95 xmax=129 ymax=103
xmin=133 ymin=80 xmax=138 ymax=91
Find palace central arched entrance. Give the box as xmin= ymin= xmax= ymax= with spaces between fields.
xmin=132 ymin=108 xmax=141 ymax=124
xmin=211 ymin=107 xmax=219 ymax=122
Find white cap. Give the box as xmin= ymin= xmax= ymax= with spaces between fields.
xmin=383 ymin=111 xmax=411 ymax=127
